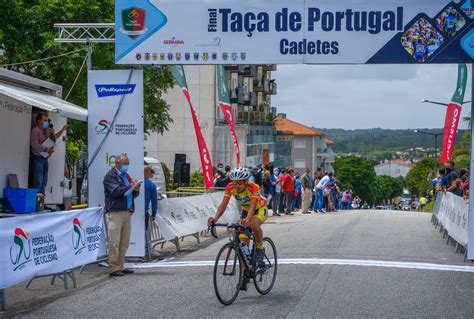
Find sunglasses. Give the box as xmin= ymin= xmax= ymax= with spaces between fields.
xmin=234 ymin=181 xmax=246 ymax=185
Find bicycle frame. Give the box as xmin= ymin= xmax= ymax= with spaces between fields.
xmin=212 ymin=223 xmax=266 ymax=278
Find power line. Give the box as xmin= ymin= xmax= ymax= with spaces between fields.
xmin=0 ymin=48 xmax=85 ymax=68
xmin=65 ymin=52 xmax=88 ymax=100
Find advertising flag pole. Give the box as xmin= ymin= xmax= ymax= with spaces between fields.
xmin=469 ymin=64 xmax=474 ymax=260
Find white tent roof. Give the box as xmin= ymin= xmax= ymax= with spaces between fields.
xmin=0 ymin=81 xmax=87 ymax=121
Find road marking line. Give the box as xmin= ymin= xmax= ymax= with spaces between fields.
xmin=125 ymin=258 xmax=474 ymax=273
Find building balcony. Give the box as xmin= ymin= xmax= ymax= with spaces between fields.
xmin=238 ymin=65 xmax=256 ymax=77
xmin=263 ymin=64 xmax=277 ymax=72
xmin=224 ymin=65 xmax=239 ymax=72
xmin=237 ymin=111 xmax=276 ymax=126
xmin=253 ymin=79 xmax=277 ymax=95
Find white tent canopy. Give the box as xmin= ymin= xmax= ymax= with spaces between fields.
xmin=0 ymin=81 xmax=87 ymax=121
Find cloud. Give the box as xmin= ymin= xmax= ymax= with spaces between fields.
xmin=272 ymin=64 xmax=472 ymax=130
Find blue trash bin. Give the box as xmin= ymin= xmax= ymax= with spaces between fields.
xmin=4 ymin=188 xmax=38 ymax=213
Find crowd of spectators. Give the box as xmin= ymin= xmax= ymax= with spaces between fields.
xmin=214 ymin=164 xmax=362 ymax=216
xmin=411 ymin=160 xmax=471 ymax=212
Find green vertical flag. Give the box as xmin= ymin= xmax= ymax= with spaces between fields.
xmin=216 ymin=65 xmax=240 ymax=166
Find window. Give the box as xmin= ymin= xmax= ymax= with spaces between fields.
xmin=294 ymin=138 xmax=306 ymax=148
xmin=294 ymin=159 xmax=306 ymax=168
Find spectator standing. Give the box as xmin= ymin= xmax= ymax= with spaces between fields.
xmin=315 ymin=172 xmax=331 ymax=213
xmin=292 ymin=173 xmax=302 ymax=211
xmin=270 ymin=168 xmax=282 ymax=216
xmin=446 ymin=160 xmax=463 ymax=197
xmin=301 ymin=168 xmax=313 ymax=214
xmin=439 ymin=168 xmax=448 ymax=192
xmin=262 ymin=170 xmax=272 ymax=198
xmin=281 ymin=168 xmax=295 ymax=215
xmin=30 ymin=113 xmax=68 ymax=194
xmin=103 ymin=154 xmax=142 ymax=277
xmin=144 ymin=166 xmax=161 ymax=258
xmin=311 ymin=171 xmax=322 ymax=211
xmin=341 ymin=190 xmax=351 ymax=210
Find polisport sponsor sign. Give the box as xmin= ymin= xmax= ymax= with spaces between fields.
xmin=95 ymin=84 xmax=136 ymax=98
xmin=88 ymin=70 xmax=145 ymax=257
xmin=0 ymin=207 xmax=104 ymax=289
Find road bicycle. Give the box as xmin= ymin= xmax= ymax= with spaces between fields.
xmin=210 ymin=222 xmax=277 ymax=305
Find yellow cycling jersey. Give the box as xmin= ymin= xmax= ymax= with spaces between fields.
xmin=224 ymin=181 xmax=267 ymax=212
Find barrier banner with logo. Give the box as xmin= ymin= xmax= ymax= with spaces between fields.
xmin=440 ymin=64 xmax=468 ymax=163
xmin=115 ymin=0 xmax=474 ymax=65
xmin=88 ymin=70 xmax=145 ymax=257
xmin=432 ymin=193 xmax=444 ymax=219
xmin=0 ymin=208 xmax=104 ymax=289
xmin=217 ymin=65 xmax=240 ymax=166
xmin=171 ymin=65 xmax=214 ymax=189
xmin=156 ymin=192 xmax=240 ymax=241
xmin=437 ymin=192 xmax=469 ymax=246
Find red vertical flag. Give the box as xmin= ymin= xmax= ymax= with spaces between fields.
xmin=440 ymin=64 xmax=467 ymax=163
xmin=171 ymin=66 xmax=214 ymax=189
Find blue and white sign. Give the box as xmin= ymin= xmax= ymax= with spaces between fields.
xmin=115 ymin=0 xmax=474 ymax=64
xmin=95 ymin=84 xmax=136 ymax=98
xmin=88 ymin=70 xmax=145 ymax=257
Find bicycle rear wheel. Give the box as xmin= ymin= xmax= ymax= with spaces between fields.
xmin=213 ymin=243 xmax=243 ymax=305
xmin=254 ymin=237 xmax=277 ymax=295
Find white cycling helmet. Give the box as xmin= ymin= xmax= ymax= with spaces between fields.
xmin=229 ymin=167 xmax=251 ymax=181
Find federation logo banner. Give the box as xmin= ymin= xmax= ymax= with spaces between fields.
xmin=88 ymin=70 xmax=145 ymax=257
xmin=0 ymin=207 xmax=104 ymax=289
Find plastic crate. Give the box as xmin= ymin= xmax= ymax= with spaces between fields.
xmin=4 ymin=188 xmax=38 ymax=213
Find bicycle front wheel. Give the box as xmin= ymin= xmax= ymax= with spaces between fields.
xmin=254 ymin=237 xmax=277 ymax=295
xmin=213 ymin=242 xmax=243 ymax=305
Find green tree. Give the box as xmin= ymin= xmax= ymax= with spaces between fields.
xmin=160 ymin=162 xmax=172 ymax=190
xmin=0 ymin=0 xmax=174 ymax=142
xmin=373 ymin=175 xmax=404 ymax=204
xmin=333 ymin=156 xmax=377 ymax=205
xmin=452 ymin=147 xmax=470 ymax=169
xmin=190 ymin=171 xmax=205 ymax=187
xmin=405 ymin=157 xmax=435 ymax=197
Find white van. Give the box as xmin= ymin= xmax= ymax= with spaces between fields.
xmin=144 ymin=157 xmax=167 ymax=191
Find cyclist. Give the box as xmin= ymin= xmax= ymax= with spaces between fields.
xmin=208 ymin=167 xmax=268 ymax=263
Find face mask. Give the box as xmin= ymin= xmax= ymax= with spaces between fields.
xmin=42 ymin=121 xmax=49 ymax=129
xmin=120 ymin=165 xmax=129 ymax=175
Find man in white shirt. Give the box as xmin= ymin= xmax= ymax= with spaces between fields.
xmin=315 ymin=172 xmax=332 ymax=213
xmin=270 ymin=168 xmax=282 ymax=216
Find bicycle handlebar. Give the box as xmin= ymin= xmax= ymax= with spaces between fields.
xmin=209 ymin=222 xmax=252 ymax=239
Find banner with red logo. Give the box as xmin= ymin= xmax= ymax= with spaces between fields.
xmin=171 ymin=65 xmax=214 ymax=189
xmin=88 ymin=70 xmax=145 ymax=257
xmin=0 ymin=207 xmax=104 ymax=289
xmin=217 ymin=65 xmax=241 ymax=166
xmin=440 ymin=64 xmax=467 ymax=163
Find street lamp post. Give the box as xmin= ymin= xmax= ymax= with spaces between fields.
xmin=420 ymin=99 xmax=471 ymax=106
xmin=414 ymin=129 xmax=443 ymax=172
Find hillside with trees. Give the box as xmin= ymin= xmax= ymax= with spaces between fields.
xmin=319 ymin=128 xmax=467 ymax=155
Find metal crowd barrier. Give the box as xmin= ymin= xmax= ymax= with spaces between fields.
xmin=147 ymin=187 xmax=225 ymax=254
xmin=431 ymin=193 xmax=470 ymax=261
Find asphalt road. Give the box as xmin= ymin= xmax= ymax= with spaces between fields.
xmin=16 ymin=210 xmax=474 ymax=318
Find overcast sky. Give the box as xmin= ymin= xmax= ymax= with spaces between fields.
xmin=273 ymin=64 xmax=472 ymax=130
